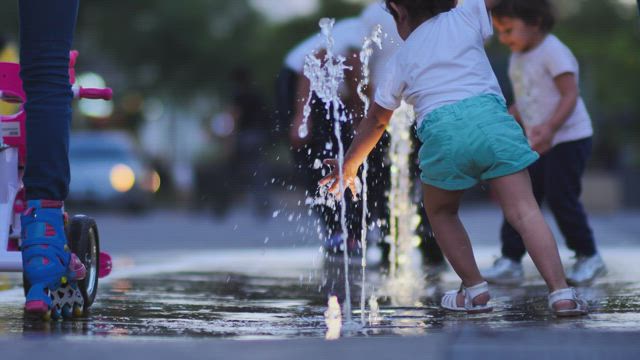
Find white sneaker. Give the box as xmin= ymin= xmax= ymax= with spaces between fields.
xmin=481 ymin=257 xmax=524 ymax=285
xmin=566 ymin=253 xmax=607 ymax=286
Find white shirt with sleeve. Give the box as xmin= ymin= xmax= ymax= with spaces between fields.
xmin=374 ymin=0 xmax=504 ymax=126
xmin=284 ymin=18 xmax=368 ymax=74
xmin=509 ymin=34 xmax=593 ymax=146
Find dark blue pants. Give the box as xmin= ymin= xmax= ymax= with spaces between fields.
xmin=501 ymin=137 xmax=597 ymax=262
xmin=19 ymin=0 xmax=79 ymax=201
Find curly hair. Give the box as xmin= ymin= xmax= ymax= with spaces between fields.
xmin=384 ymin=0 xmax=457 ymax=24
xmin=492 ymin=0 xmax=555 ymax=33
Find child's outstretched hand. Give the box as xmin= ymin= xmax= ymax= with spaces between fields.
xmin=528 ymin=123 xmax=555 ymax=155
xmin=318 ymin=159 xmax=360 ymax=199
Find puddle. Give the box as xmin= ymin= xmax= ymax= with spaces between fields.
xmin=2 ymin=250 xmax=640 ymax=338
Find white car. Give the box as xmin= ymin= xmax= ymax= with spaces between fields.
xmin=68 ymin=130 xmax=160 ymax=210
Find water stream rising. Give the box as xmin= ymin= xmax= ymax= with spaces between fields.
xmin=302 ymin=18 xmax=353 ymax=322
xmin=382 ymin=103 xmax=425 ymax=307
xmin=356 ymin=24 xmax=382 ymax=325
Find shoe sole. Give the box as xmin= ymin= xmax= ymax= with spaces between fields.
xmin=554 ymin=309 xmax=589 ymax=317
xmin=25 ymin=300 xmax=48 ymax=313
xmin=24 ymin=280 xmax=85 ymax=321
xmin=466 ymin=306 xmax=493 ymax=314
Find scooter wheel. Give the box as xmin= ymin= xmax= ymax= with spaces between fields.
xmin=66 ymin=215 xmax=100 ymax=311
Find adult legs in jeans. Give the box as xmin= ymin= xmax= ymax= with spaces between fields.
xmin=501 ymin=138 xmax=597 ymax=261
xmin=20 ymin=0 xmax=78 ymax=201
xmin=19 ymin=0 xmax=84 ymax=316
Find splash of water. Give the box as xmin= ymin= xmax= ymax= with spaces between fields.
xmin=301 ymin=18 xmax=350 ymax=137
xmin=356 ymin=24 xmax=383 ymax=325
xmin=368 ymin=294 xmax=381 ymax=325
xmin=324 ymin=295 xmax=342 ymax=340
xmin=302 ymin=18 xmax=353 ymax=322
xmin=383 ymin=102 xmax=424 ymax=306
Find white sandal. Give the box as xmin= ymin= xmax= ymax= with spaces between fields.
xmin=441 ymin=281 xmax=493 ymax=314
xmin=548 ymin=288 xmax=588 ymax=317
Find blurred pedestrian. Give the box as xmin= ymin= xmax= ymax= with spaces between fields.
xmin=277 ymin=18 xmax=377 ymax=254
xmin=229 ymin=66 xmax=272 ymax=217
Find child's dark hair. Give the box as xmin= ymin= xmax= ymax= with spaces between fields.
xmin=492 ymin=0 xmax=555 ymax=33
xmin=384 ymin=0 xmax=456 ymax=24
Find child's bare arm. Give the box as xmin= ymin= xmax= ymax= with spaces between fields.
xmin=546 ymin=73 xmax=579 ymax=131
xmin=345 ymin=103 xmax=394 ymax=167
xmin=319 ymin=103 xmax=394 ymax=196
xmin=529 ymin=72 xmax=579 ymax=154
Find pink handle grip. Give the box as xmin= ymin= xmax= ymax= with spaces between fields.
xmin=69 ymin=51 xmax=79 ymax=84
xmin=78 ymin=87 xmax=113 ymax=101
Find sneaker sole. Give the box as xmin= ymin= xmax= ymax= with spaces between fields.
xmin=554 ymin=309 xmax=589 ymax=317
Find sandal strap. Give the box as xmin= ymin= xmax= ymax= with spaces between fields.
xmin=464 ymin=282 xmax=489 ymax=300
xmin=548 ymin=288 xmax=578 ymax=308
xmin=463 ymin=281 xmax=489 ymax=308
xmin=441 ymin=290 xmax=464 ymax=311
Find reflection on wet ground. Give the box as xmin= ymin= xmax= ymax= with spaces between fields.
xmin=2 ymin=249 xmax=640 ymax=339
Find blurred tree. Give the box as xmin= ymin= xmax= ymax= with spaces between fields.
xmin=0 ymin=0 xmax=638 ymax=166
xmin=76 ymin=0 xmax=264 ymax=103
xmin=553 ymin=0 xmax=640 ymax=167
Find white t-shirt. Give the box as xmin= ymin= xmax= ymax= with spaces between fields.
xmin=374 ymin=0 xmax=504 ymax=126
xmin=360 ymin=3 xmax=403 ymax=86
xmin=509 ymin=34 xmax=593 ymax=146
xmin=284 ymin=18 xmax=368 ymax=73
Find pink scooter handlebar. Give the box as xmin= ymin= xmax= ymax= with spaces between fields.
xmin=75 ymin=87 xmax=113 ymax=101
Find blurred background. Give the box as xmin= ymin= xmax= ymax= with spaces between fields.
xmin=0 ymin=0 xmax=638 ymax=215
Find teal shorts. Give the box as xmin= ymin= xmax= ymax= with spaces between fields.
xmin=417 ymin=94 xmax=539 ymax=191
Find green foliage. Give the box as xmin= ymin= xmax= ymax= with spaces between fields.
xmin=1 ymin=0 xmax=638 ymax=160
xmin=76 ymin=0 xmax=264 ymax=101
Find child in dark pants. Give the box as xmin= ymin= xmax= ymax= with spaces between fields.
xmin=482 ymin=0 xmax=605 ymax=286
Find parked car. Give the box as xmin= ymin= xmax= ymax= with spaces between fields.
xmin=68 ymin=130 xmax=160 ymax=210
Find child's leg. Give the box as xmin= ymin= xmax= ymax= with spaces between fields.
xmin=545 ymin=139 xmax=597 ymax=257
xmin=500 ymin=157 xmax=547 ymax=262
xmin=422 ymin=184 xmax=488 ymax=307
xmin=489 ymin=170 xmax=575 ymax=310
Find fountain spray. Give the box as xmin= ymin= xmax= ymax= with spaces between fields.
xmin=302 ymin=18 xmax=353 ymax=322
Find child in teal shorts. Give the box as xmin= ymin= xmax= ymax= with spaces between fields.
xmin=320 ymin=0 xmax=587 ymax=316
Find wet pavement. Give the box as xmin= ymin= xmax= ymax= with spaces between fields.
xmin=2 ymin=246 xmax=640 ymax=338
xmin=1 ymin=203 xmax=640 ymax=357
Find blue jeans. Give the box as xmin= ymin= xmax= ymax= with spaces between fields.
xmin=501 ymin=137 xmax=597 ymax=261
xmin=19 ymin=0 xmax=79 ymax=201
